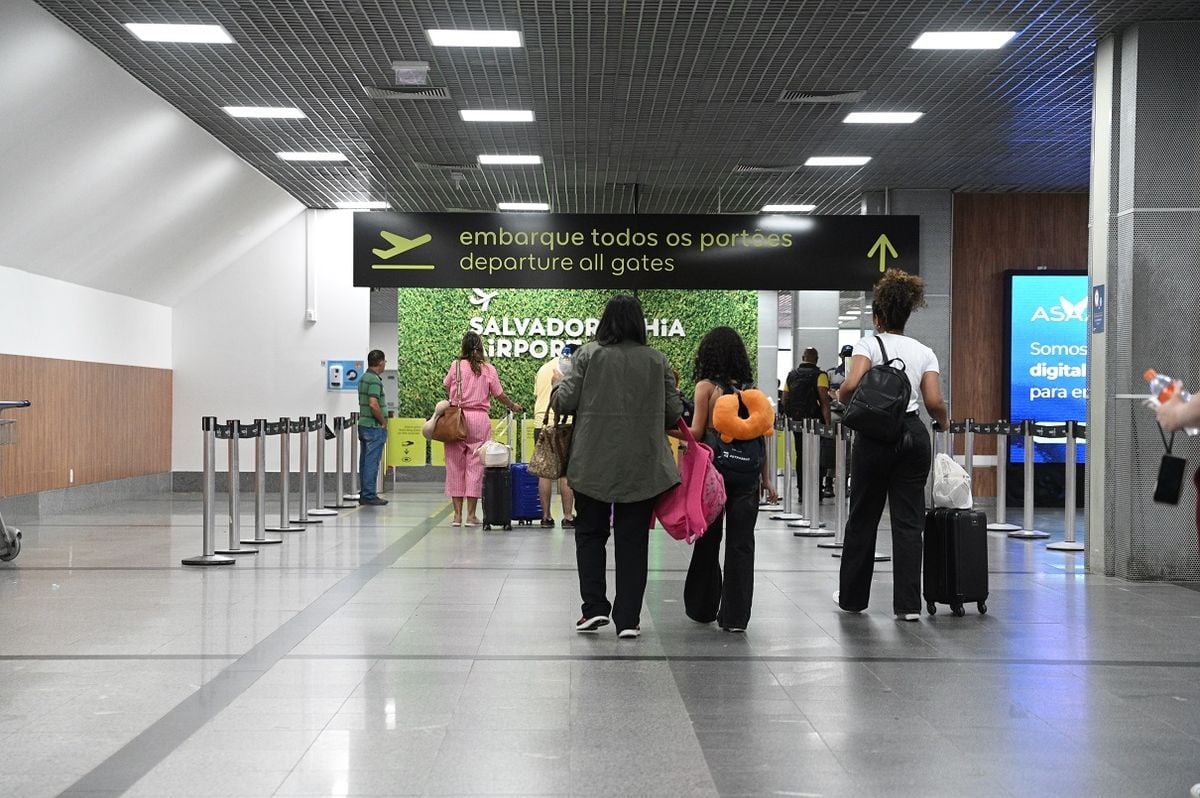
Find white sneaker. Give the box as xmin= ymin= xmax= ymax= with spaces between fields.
xmin=833 ymin=591 xmax=862 ymax=614
xmin=895 ymin=613 xmax=920 ymax=622
xmin=617 ymin=627 xmax=641 ymax=639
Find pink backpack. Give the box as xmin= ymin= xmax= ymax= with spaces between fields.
xmin=654 ymin=419 xmax=727 ymax=543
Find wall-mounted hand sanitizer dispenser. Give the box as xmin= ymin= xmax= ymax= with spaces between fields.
xmin=328 ymin=363 xmax=344 ymax=390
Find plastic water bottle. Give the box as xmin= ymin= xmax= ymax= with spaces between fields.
xmin=558 ymin=354 xmax=573 ymax=378
xmin=1144 ymin=369 xmax=1198 ymax=435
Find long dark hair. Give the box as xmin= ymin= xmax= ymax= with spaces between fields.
xmin=595 ymin=294 xmax=647 ymax=346
xmin=872 ymin=269 xmax=926 ymax=333
xmin=459 ymin=331 xmax=486 ymax=376
xmin=693 ymin=326 xmax=753 ymax=387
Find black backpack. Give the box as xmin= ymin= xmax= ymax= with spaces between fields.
xmin=841 ymin=336 xmax=912 ymax=443
xmin=784 ymin=363 xmax=822 ymax=421
xmin=705 ymin=384 xmax=767 ymax=488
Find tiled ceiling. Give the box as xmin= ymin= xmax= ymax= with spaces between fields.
xmin=32 ymin=0 xmax=1200 ymax=215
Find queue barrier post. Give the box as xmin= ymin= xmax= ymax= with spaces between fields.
xmin=770 ymin=417 xmax=802 ymax=521
xmin=266 ymin=417 xmax=305 ymax=533
xmin=308 ymin=414 xmax=337 ymax=517
xmin=817 ymin=423 xmax=848 ymax=550
xmin=344 ymin=413 xmax=360 ymax=501
xmin=244 ymin=419 xmax=282 ymax=545
xmin=328 ymin=416 xmax=357 ymax=509
xmin=182 ymin=417 xmax=235 ymax=566
xmin=290 ymin=417 xmax=323 ymax=525
xmin=1046 ymin=420 xmax=1086 ymax=552
xmin=760 ymin=414 xmax=782 ymax=512
xmin=961 ymin=419 xmax=975 ymax=483
xmin=984 ymin=421 xmax=1022 ymax=532
xmin=1008 ymin=420 xmax=1050 ymax=539
xmin=214 ymin=421 xmax=257 ymax=556
xmin=791 ymin=419 xmax=832 ymax=537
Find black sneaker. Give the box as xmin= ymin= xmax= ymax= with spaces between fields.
xmin=562 ymin=517 xmax=575 ymax=528
xmin=360 ymin=497 xmax=388 ymax=506
xmin=576 ymin=615 xmax=610 ymax=632
xmin=540 ymin=517 xmax=555 ymax=528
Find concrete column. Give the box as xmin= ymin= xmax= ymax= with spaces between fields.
xmin=757 ymin=290 xmax=779 ymax=399
xmin=1091 ymin=22 xmax=1200 ymax=580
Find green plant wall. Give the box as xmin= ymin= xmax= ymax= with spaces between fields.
xmin=396 ymin=288 xmax=757 ymax=418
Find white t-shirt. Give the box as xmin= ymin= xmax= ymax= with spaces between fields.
xmin=852 ymin=332 xmax=939 ymax=414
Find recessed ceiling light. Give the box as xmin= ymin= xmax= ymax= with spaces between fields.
xmin=498 ymin=202 xmax=550 ymax=211
xmin=461 ymin=110 xmax=535 ymax=122
xmin=843 ymin=112 xmax=924 ymax=124
xmin=223 ymin=106 xmax=305 ymax=119
xmin=124 ymin=23 xmax=234 ymax=43
xmin=761 ymin=204 xmax=816 ymax=213
xmin=911 ymin=31 xmax=1016 ymax=49
xmin=335 ymin=201 xmax=389 ymax=210
xmin=277 ymin=151 xmax=348 ymax=161
xmin=805 ymin=156 xmax=871 ymax=167
xmin=427 ymin=29 xmax=522 ymax=47
xmin=478 ymin=154 xmax=542 ymax=165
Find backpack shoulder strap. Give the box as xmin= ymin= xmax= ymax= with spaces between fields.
xmin=875 ymin=335 xmax=890 ymax=365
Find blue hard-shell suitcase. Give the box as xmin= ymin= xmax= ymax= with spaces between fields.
xmin=510 ymin=462 xmax=542 ymax=524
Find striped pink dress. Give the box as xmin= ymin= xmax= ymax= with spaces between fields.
xmin=442 ymin=360 xmax=505 ymax=498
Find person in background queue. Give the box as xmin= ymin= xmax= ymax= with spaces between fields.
xmin=553 ymin=294 xmax=684 ymax=638
xmin=357 ymin=350 xmax=389 ymax=506
xmin=835 ymin=269 xmax=948 ymax=621
xmin=533 ymin=343 xmax=576 ymax=528
xmin=783 ymin=347 xmax=831 ymax=500
xmin=443 ymin=332 xmax=523 ymax=526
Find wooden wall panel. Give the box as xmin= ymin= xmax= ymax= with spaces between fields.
xmin=0 ymin=355 xmax=171 ymax=496
xmin=951 ymin=193 xmax=1088 ymax=496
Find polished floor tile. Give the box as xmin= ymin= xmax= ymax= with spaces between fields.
xmin=0 ymin=488 xmax=1198 ymax=796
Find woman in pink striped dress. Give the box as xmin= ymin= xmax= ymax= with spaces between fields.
xmin=442 ymin=332 xmax=523 ymax=526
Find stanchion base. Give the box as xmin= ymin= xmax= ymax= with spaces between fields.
xmin=242 ymin=537 xmax=283 ymax=545
xmin=769 ymin=513 xmax=803 ymax=521
xmin=833 ymin=551 xmax=888 ymax=561
xmin=793 ymin=529 xmax=835 ymax=538
xmin=816 ymin=541 xmax=843 ymax=549
xmin=759 ymin=503 xmax=783 ymax=513
xmin=343 ymin=493 xmax=360 ymax=501
xmin=181 ymin=554 xmax=235 ymax=566
xmin=289 ymin=518 xmax=324 ymax=525
xmin=1008 ymin=529 xmax=1050 ymax=540
xmin=215 ymin=547 xmax=258 ymax=555
xmin=265 ymin=525 xmax=305 ymax=533
xmin=326 ymin=503 xmax=356 ymax=509
xmin=307 ymin=508 xmax=338 ymax=516
xmin=1046 ymin=541 xmax=1085 ymax=551
xmin=987 ymin=522 xmax=1022 ymax=532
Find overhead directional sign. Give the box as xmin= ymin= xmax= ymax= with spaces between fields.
xmin=354 ymin=212 xmax=919 ymax=291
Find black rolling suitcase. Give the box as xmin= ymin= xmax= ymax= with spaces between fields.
xmin=482 ymin=466 xmax=512 ymax=531
xmin=923 ymin=508 xmax=989 ymax=616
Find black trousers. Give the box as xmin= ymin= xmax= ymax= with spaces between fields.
xmin=573 ymin=491 xmax=658 ymax=631
xmin=684 ymin=478 xmax=759 ymax=629
xmin=838 ymin=415 xmax=931 ymax=614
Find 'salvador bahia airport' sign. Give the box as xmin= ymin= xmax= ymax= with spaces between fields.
xmin=353 ymin=213 xmax=919 ymax=291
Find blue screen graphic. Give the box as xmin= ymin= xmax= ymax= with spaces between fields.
xmin=1008 ymin=274 xmax=1088 ymax=464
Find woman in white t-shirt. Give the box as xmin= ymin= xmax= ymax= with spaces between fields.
xmin=834 ymin=270 xmax=949 ymax=621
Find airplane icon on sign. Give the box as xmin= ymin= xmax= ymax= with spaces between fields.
xmin=373 ymin=231 xmax=432 ymax=259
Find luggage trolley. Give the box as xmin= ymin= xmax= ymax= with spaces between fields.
xmin=0 ymin=400 xmax=32 ymax=562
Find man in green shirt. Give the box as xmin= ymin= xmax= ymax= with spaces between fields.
xmin=357 ymin=350 xmax=388 ymax=505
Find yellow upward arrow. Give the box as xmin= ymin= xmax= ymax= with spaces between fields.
xmin=867 ymin=234 xmax=898 ymax=272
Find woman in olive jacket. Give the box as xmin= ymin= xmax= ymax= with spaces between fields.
xmin=553 ymin=294 xmax=684 ymax=638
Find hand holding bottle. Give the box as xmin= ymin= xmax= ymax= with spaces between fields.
xmin=1146 ymin=370 xmax=1199 ymax=435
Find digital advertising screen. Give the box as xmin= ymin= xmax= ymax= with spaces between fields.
xmin=1005 ymin=272 xmax=1088 ymax=464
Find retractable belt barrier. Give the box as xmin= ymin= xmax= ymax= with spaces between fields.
xmin=345 ymin=412 xmax=361 ymax=502
xmin=935 ymin=418 xmax=1086 ymax=551
xmin=790 ymin=419 xmax=832 ymax=537
xmin=769 ymin=417 xmax=802 ymax=522
xmin=184 ymin=411 xmax=363 ymax=567
xmin=817 ymin=422 xmax=849 ymax=552
xmin=329 ymin=416 xmax=358 ymax=509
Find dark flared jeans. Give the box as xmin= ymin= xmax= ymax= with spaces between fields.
xmin=684 ymin=478 xmax=759 ymax=629
xmin=837 ymin=415 xmax=931 ymax=615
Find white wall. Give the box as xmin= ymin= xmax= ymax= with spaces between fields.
xmin=369 ymin=322 xmax=397 ymax=361
xmin=0 ymin=0 xmax=303 ymax=306
xmin=172 ymin=211 xmax=370 ymax=471
xmin=0 ymin=265 xmax=171 ymax=368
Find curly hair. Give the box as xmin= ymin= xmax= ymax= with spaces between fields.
xmin=459 ymin=331 xmax=486 ymax=376
xmin=692 ymin=326 xmax=753 ymax=387
xmin=872 ymin=268 xmax=927 ymax=333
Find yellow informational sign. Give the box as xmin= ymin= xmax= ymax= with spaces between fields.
xmin=387 ymin=418 xmax=426 ymax=467
xmin=430 ymin=438 xmax=445 ymax=466
xmin=521 ymin=419 xmax=537 ymax=463
xmin=776 ymin=429 xmax=789 ymax=467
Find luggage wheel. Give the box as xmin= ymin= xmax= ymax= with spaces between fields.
xmin=503 ymin=523 xmax=513 ymax=531
xmin=977 ymin=601 xmax=987 ymax=614
xmin=951 ymin=604 xmax=966 ymax=617
xmin=926 ymin=602 xmax=936 ymax=616
xmin=482 ymin=523 xmax=492 ymax=531
xmin=0 ymin=529 xmax=20 ymax=562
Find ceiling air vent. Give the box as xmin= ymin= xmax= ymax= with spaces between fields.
xmin=363 ymin=85 xmax=451 ymax=100
xmin=412 ymin=160 xmax=480 ymax=172
xmin=733 ymin=164 xmax=804 ymax=174
xmin=777 ymin=89 xmax=865 ymax=104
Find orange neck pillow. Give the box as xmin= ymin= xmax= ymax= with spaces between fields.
xmin=712 ymin=387 xmax=776 ymax=443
